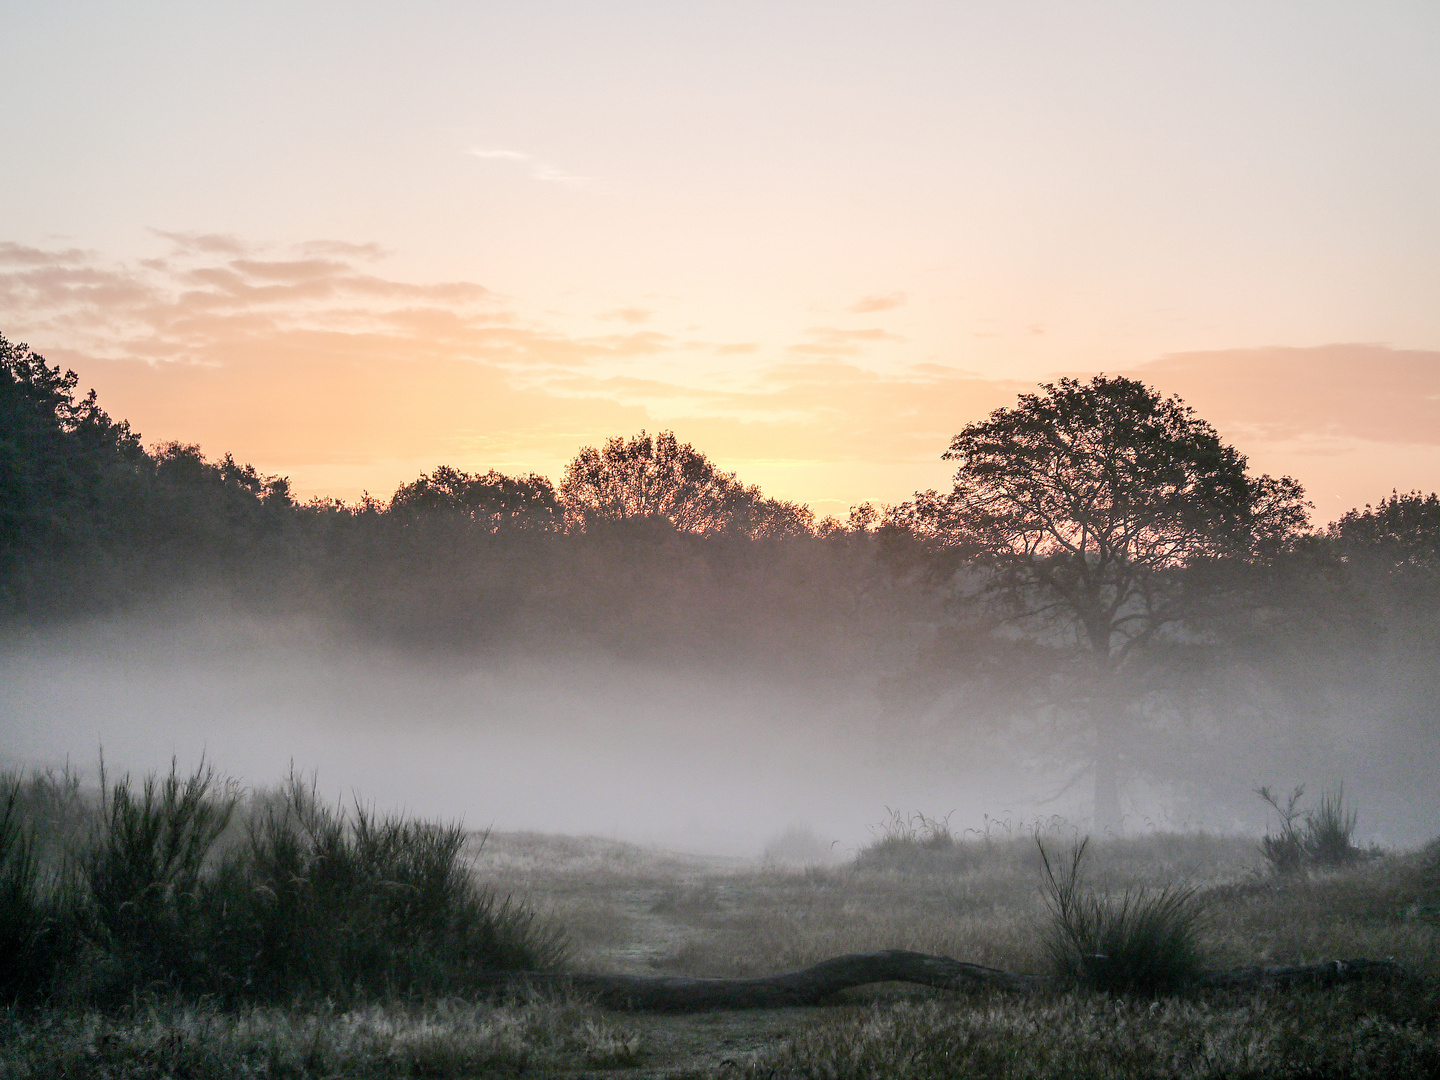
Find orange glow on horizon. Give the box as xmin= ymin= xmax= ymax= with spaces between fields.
xmin=2 ymin=238 xmax=1435 ymax=524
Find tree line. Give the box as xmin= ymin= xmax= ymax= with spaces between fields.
xmin=3 ymin=331 xmax=1437 ymax=827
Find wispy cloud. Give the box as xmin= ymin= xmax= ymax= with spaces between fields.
xmin=1131 ymin=345 xmax=1440 ymax=447
xmin=146 ymin=229 xmax=249 ymax=256
xmin=599 ymin=307 xmax=652 ymax=324
xmin=469 ymin=148 xmax=593 ymax=186
xmin=788 ymin=325 xmax=904 ymax=357
xmin=848 ymin=292 xmax=906 ymax=314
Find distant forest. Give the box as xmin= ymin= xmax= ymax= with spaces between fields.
xmin=4 ymin=332 xmax=1438 ymax=822
xmin=0 ymin=333 xmax=910 ymax=669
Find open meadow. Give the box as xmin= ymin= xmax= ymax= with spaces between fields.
xmin=3 ymin=770 xmax=1438 ymax=1079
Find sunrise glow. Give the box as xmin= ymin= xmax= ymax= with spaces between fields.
xmin=2 ymin=2 xmax=1436 ymax=519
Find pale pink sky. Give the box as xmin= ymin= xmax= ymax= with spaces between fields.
xmin=2 ymin=2 xmax=1437 ymax=520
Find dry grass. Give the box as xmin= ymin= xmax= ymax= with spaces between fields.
xmin=0 ymin=996 xmax=648 ymax=1078
xmin=739 ymin=984 xmax=1440 ymax=1079
xmin=473 ymin=826 xmax=1440 ymax=1075
xmin=5 ymin=820 xmax=1438 ymax=1077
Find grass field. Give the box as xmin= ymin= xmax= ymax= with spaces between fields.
xmin=3 ymin=777 xmax=1439 ymax=1077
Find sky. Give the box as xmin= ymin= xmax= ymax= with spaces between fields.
xmin=2 ymin=1 xmax=1438 ymax=520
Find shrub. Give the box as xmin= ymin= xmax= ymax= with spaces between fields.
xmin=853 ymin=809 xmax=959 ymax=871
xmin=1257 ymin=784 xmax=1363 ymax=875
xmin=762 ymin=825 xmax=837 ymax=866
xmin=1256 ymin=785 xmax=1307 ymax=876
xmin=1420 ymin=837 xmax=1440 ymax=895
xmin=1 ymin=759 xmax=566 ymax=1008
xmin=208 ymin=772 xmax=568 ymax=1004
xmin=78 ymin=759 xmax=235 ymax=1000
xmin=1038 ymin=838 xmax=1204 ymax=994
xmin=1303 ymin=785 xmax=1361 ymax=868
xmin=0 ymin=779 xmax=49 ymax=1002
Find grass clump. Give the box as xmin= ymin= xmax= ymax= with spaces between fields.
xmin=214 ymin=772 xmax=568 ymax=1004
xmin=0 ymin=759 xmax=566 ymax=1010
xmin=1038 ymin=838 xmax=1204 ymax=995
xmin=1304 ymin=785 xmax=1362 ymax=867
xmin=1257 ymin=783 xmax=1364 ymax=876
xmin=0 ymin=780 xmax=50 ymax=1002
xmin=853 ymin=809 xmax=961 ymax=871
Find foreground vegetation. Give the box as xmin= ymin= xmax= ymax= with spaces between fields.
xmin=0 ymin=764 xmax=565 ymax=1012
xmin=3 ymin=766 xmax=1438 ymax=1077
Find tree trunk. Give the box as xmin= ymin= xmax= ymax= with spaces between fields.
xmin=474 ymin=951 xmax=1399 ymax=1012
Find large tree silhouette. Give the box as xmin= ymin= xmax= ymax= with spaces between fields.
xmin=902 ymin=376 xmax=1308 ymax=831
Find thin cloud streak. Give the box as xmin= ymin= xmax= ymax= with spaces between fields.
xmin=1131 ymin=345 xmax=1440 ymax=447
xmin=848 ymin=293 xmax=907 ymax=314
xmin=468 ymin=148 xmax=594 ymax=186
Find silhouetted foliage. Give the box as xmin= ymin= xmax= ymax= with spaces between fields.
xmin=893 ymin=376 xmax=1310 ymax=829
xmin=0 ymin=760 xmax=564 ymax=1008
xmin=0 ymin=334 xmax=145 ymax=601
xmin=391 ymin=465 xmax=563 ymax=533
xmin=560 ymin=429 xmax=813 ymax=538
xmin=1331 ymin=490 xmax=1440 ymax=572
xmin=0 ymin=333 xmax=300 ymax=614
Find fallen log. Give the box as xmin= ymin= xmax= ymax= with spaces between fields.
xmin=1194 ymin=957 xmax=1402 ymax=988
xmin=476 ymin=951 xmax=1401 ymax=1012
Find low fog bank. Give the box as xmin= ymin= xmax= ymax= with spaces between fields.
xmin=3 ymin=603 xmax=1435 ymax=853
xmin=0 ymin=608 xmax=1024 ymax=855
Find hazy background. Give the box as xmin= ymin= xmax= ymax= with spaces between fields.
xmin=1 ymin=608 xmax=1011 ymax=856
xmin=4 ymin=587 xmax=1434 ymax=854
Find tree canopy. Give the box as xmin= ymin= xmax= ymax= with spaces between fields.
xmin=897 ymin=375 xmax=1310 ymax=829
xmin=559 ymin=430 xmax=812 ymax=538
xmin=390 ymin=466 xmax=563 ymax=534
xmin=7 ymin=331 xmax=1439 ymax=830
xmin=905 ymin=375 xmax=1308 ymax=648
xmin=2 ymin=335 xmax=143 ymax=597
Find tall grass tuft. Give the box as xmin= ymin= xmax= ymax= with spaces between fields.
xmin=853 ymin=809 xmax=960 ymax=871
xmin=0 ymin=779 xmax=49 ymax=1002
xmin=209 ymin=771 xmax=568 ymax=1004
xmin=1257 ymin=783 xmax=1362 ymax=875
xmin=1039 ymin=838 xmax=1204 ymax=995
xmin=1303 ymin=785 xmax=1361 ymax=868
xmin=0 ymin=759 xmax=566 ymax=1009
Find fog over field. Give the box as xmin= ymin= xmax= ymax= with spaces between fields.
xmin=0 ymin=607 xmax=969 ymax=855
xmin=4 ymin=597 xmax=1435 ymax=854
